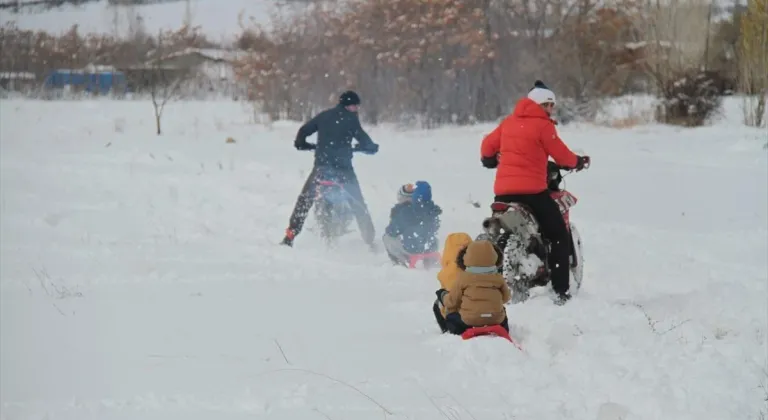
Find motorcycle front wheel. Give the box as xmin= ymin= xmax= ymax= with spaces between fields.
xmin=569 ymin=222 xmax=584 ymax=294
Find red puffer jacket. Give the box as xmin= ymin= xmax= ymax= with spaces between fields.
xmin=481 ymin=98 xmax=578 ymax=196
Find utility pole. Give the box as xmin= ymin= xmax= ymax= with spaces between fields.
xmin=703 ymin=0 xmax=714 ymax=71
xmin=184 ymin=0 xmax=192 ymax=27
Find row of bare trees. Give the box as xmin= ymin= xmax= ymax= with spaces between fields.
xmin=1 ymin=0 xmax=765 ymax=128
xmin=234 ymin=0 xmax=641 ymax=126
xmin=0 ymin=0 xmax=181 ymax=13
xmin=0 ymin=21 xmax=222 ymax=134
xmin=0 ymin=21 xmax=217 ymax=78
xmin=233 ymin=0 xmax=767 ymax=127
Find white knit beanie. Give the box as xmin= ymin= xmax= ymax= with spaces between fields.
xmin=527 ymin=80 xmax=556 ymax=105
xmin=397 ymin=183 xmax=414 ymax=203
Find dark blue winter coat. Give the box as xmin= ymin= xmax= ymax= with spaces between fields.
xmin=294 ymin=104 xmax=379 ymax=170
xmin=385 ymin=182 xmax=442 ymax=254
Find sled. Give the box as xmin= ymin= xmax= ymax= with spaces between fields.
xmin=407 ymin=252 xmax=441 ymax=269
xmin=461 ymin=325 xmax=523 ymax=350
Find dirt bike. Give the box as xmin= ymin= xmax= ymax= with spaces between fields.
xmin=311 ymin=148 xmax=370 ymax=246
xmin=476 ymin=162 xmax=588 ymax=303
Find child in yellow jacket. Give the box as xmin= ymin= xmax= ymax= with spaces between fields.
xmin=433 ymin=233 xmax=472 ymax=332
xmin=443 ymin=240 xmax=512 ymax=335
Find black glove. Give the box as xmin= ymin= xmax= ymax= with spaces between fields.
xmin=294 ymin=141 xmax=316 ymax=151
xmin=574 ymin=155 xmax=590 ymax=171
xmin=354 ymin=143 xmax=379 ymax=155
xmin=481 ymin=154 xmax=498 ymax=169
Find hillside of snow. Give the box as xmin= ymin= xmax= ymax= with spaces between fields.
xmin=1 ymin=97 xmax=766 ymax=420
xmin=0 ymin=0 xmax=298 ymax=38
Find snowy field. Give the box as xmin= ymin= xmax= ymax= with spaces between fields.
xmin=1 ymin=98 xmax=766 ymax=420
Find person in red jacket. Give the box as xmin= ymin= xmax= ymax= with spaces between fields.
xmin=480 ymin=80 xmax=590 ymax=305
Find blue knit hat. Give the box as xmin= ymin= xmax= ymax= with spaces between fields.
xmin=412 ymin=181 xmax=432 ymax=202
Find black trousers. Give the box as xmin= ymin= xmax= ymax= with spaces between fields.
xmin=287 ymin=165 xmax=375 ymax=245
xmin=432 ymin=301 xmax=448 ymax=333
xmin=443 ymin=311 xmax=510 ymax=335
xmin=495 ymin=190 xmax=570 ymax=295
xmin=433 ymin=298 xmax=510 ymax=335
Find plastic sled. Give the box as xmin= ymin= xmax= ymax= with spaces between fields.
xmin=461 ymin=325 xmax=522 ymax=350
xmin=407 ymin=252 xmax=441 ymax=269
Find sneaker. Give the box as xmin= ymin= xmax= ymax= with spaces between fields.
xmin=281 ymin=229 xmax=296 ymax=247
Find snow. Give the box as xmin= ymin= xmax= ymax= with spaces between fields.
xmin=1 ymin=97 xmax=767 ymax=420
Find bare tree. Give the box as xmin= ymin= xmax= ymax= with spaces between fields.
xmin=146 ymin=28 xmax=193 ymax=135
xmin=545 ymin=2 xmax=642 ymax=121
xmin=640 ymin=0 xmax=712 ymax=82
xmin=739 ymin=0 xmax=768 ymax=127
xmin=633 ymin=0 xmax=705 ymax=91
xmin=632 ymin=0 xmax=723 ymax=125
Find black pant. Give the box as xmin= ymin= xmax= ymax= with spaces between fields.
xmin=495 ymin=190 xmax=570 ymax=295
xmin=432 ymin=301 xmax=448 ymax=333
xmin=444 ymin=312 xmax=510 ymax=335
xmin=287 ymin=165 xmax=375 ymax=245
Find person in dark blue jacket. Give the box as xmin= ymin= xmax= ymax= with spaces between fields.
xmin=382 ymin=181 xmax=442 ymax=266
xmin=281 ymin=91 xmax=380 ymax=248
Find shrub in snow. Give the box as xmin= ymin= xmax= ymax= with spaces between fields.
xmin=554 ymin=97 xmax=603 ymax=125
xmin=655 ymin=70 xmax=725 ymax=127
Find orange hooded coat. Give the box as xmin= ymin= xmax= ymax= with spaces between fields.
xmin=481 ymin=97 xmax=579 ymax=196
xmin=437 ymin=233 xmax=473 ymax=291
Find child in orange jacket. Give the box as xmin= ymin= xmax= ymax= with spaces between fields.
xmin=433 ymin=233 xmax=507 ymax=333
xmin=432 ymin=233 xmax=472 ymax=332
xmin=443 ymin=240 xmax=512 ymax=335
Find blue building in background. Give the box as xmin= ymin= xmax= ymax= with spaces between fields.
xmin=44 ymin=67 xmax=127 ymax=94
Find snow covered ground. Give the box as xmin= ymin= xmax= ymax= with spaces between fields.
xmin=1 ymin=97 xmax=766 ymax=420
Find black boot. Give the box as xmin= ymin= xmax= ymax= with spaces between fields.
xmin=554 ymin=291 xmax=571 ymax=306
xmin=432 ymin=301 xmax=448 ymax=333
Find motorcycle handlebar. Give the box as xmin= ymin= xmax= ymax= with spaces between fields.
xmin=300 ymin=144 xmax=370 ymax=153
xmin=553 ymin=163 xmax=576 ymax=172
xmin=553 ymin=159 xmax=591 ymax=172
xmin=486 ymin=153 xmax=590 ymax=172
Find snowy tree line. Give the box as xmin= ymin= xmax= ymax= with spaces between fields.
xmin=0 ymin=0 xmax=765 ymax=128
xmin=0 ymin=18 xmax=225 ymax=97
xmin=0 ymin=21 xmax=215 ymax=75
xmin=0 ymin=0 xmax=183 ymax=12
xmin=232 ymin=0 xmax=766 ymax=127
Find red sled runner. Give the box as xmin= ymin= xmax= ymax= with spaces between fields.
xmin=407 ymin=252 xmax=441 ymax=269
xmin=461 ymin=325 xmax=523 ymax=351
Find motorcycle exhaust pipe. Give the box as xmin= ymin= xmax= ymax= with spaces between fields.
xmin=482 ymin=217 xmax=501 ymax=236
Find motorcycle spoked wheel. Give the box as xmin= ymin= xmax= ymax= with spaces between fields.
xmin=501 ymin=232 xmax=549 ymax=304
xmin=501 ymin=226 xmax=584 ymax=303
xmin=568 ymin=223 xmax=584 ymax=295
xmin=314 ymin=200 xmax=354 ymax=246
